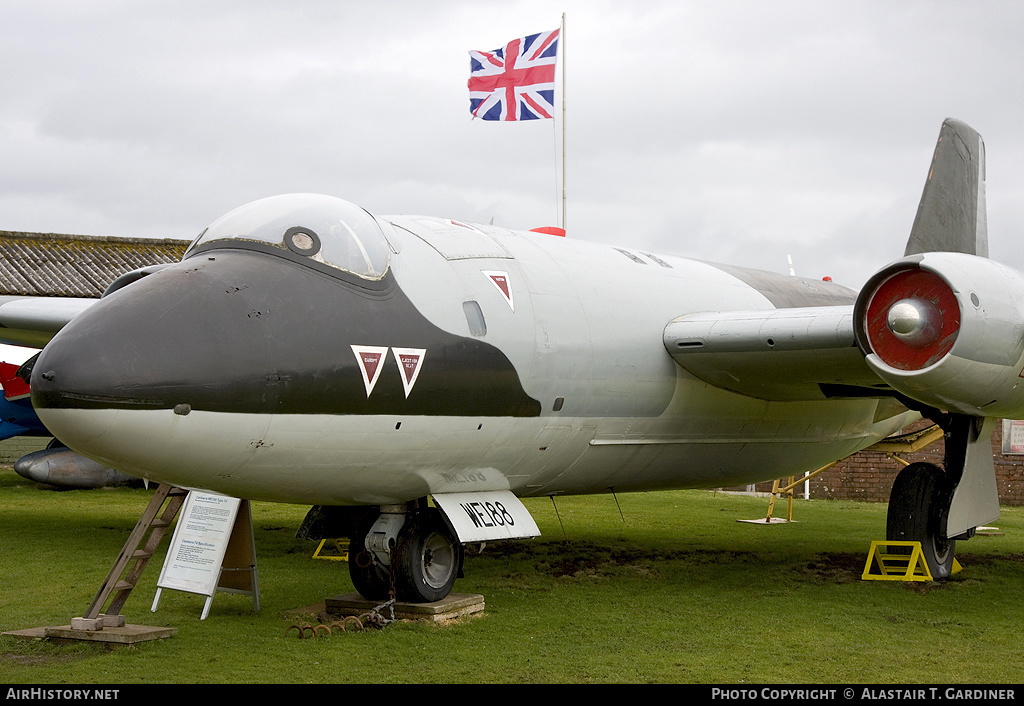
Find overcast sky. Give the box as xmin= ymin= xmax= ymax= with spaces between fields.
xmin=2 ymin=0 xmax=1023 ymax=295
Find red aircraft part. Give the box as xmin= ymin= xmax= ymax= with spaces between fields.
xmin=862 ymin=266 xmax=960 ymax=371
xmin=0 ymin=361 xmax=30 ymax=400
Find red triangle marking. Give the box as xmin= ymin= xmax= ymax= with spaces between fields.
xmin=489 ymin=274 xmax=510 ymax=298
xmin=361 ymin=352 xmax=383 ymax=378
xmin=392 ymin=347 xmax=426 ymax=398
xmin=350 ymin=345 xmax=389 ymax=397
xmin=483 ymin=270 xmax=514 ymax=311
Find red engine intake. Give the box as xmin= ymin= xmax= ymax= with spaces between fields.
xmin=855 ymin=253 xmax=1024 ymax=418
xmin=861 ymin=267 xmax=961 ymax=371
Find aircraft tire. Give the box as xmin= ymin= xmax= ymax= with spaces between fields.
xmin=886 ymin=461 xmax=956 ymax=579
xmin=394 ymin=509 xmax=461 ymax=603
xmin=348 ymin=521 xmax=392 ymax=601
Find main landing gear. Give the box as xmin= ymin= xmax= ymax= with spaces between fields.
xmin=348 ymin=502 xmax=464 ymax=603
xmin=885 ymin=413 xmax=999 ymax=579
xmin=886 ymin=461 xmax=956 ymax=578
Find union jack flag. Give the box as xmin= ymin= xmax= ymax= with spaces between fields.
xmin=468 ymin=28 xmax=560 ymax=121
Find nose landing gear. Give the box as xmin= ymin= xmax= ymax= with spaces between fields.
xmin=348 ymin=505 xmax=463 ymax=603
xmin=393 ymin=509 xmax=462 ymax=603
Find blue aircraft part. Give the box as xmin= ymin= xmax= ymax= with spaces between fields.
xmin=0 ymin=395 xmax=48 ymax=439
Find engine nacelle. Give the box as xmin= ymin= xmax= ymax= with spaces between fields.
xmin=854 ymin=252 xmax=1024 ymax=418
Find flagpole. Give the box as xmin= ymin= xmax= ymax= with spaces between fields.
xmin=560 ymin=12 xmax=567 ymax=232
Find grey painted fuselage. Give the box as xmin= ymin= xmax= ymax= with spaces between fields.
xmin=382 ymin=217 xmax=913 ymax=501
xmin=29 ymin=199 xmax=914 ymax=506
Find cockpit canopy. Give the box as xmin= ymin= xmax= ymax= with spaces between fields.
xmin=186 ymin=194 xmax=391 ymax=280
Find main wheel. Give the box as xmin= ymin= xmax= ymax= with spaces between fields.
xmin=886 ymin=462 xmax=956 ymax=578
xmin=394 ymin=509 xmax=461 ymax=603
xmin=347 ymin=517 xmax=392 ymax=600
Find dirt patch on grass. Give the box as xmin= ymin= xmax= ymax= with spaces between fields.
xmin=792 ymin=552 xmax=866 ymax=584
xmin=479 ymin=539 xmax=765 ymax=580
xmin=477 ymin=540 xmax=1024 ymax=591
xmin=4 ymin=653 xmax=52 ymax=666
xmin=1 ymin=642 xmax=100 ymax=668
xmin=542 ymin=547 xmax=675 ymax=578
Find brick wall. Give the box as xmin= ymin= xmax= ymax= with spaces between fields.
xmin=0 ymin=437 xmax=50 ymax=465
xmin=747 ymin=420 xmax=1024 ymax=506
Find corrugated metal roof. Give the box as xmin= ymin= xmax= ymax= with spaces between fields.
xmin=0 ymin=231 xmax=189 ymax=298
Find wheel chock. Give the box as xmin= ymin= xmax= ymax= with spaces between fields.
xmin=861 ymin=541 xmax=962 ymax=581
xmin=862 ymin=541 xmax=932 ymax=581
xmin=312 ymin=538 xmax=349 ymax=562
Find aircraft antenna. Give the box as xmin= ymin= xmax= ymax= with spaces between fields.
xmin=549 ymin=495 xmax=567 ymax=540
xmin=609 ymin=486 xmax=625 ymax=522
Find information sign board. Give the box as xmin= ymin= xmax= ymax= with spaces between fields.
xmin=152 ymin=491 xmax=258 ymax=619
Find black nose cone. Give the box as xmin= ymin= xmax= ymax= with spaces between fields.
xmin=31 ymin=253 xmax=278 ymax=414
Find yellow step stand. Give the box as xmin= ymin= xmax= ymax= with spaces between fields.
xmin=862 ymin=540 xmax=962 ymax=582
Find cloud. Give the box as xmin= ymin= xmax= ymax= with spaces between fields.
xmin=1 ymin=0 xmax=1023 ymax=289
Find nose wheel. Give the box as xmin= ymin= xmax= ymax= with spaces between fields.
xmin=394 ymin=509 xmax=462 ymax=603
xmin=348 ymin=507 xmax=463 ymax=603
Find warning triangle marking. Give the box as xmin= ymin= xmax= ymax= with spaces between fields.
xmin=392 ymin=347 xmax=426 ymax=398
xmin=446 ymin=218 xmax=484 ymax=234
xmin=350 ymin=345 xmax=390 ymax=397
xmin=483 ymin=270 xmax=514 ymax=312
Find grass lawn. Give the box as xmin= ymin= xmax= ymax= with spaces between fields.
xmin=2 ymin=467 xmax=1023 ymax=684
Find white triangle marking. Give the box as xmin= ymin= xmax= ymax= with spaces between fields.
xmin=483 ymin=270 xmax=514 ymax=312
xmin=392 ymin=347 xmax=426 ymax=398
xmin=350 ymin=345 xmax=389 ymax=397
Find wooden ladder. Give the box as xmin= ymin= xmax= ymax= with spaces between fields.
xmin=76 ymin=484 xmax=189 ymax=628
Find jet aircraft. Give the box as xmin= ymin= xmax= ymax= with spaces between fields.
xmin=0 ymin=361 xmax=47 ymax=438
xmin=3 ymin=119 xmax=1016 ymax=603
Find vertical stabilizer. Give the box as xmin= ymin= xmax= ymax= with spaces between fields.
xmin=904 ymin=119 xmax=987 ymax=257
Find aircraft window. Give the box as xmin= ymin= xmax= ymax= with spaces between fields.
xmin=187 ymin=194 xmax=390 ymax=280
xmin=463 ymin=300 xmax=487 ymax=336
xmin=284 ymin=226 xmax=321 ymax=256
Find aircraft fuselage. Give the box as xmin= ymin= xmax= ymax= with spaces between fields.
xmin=30 ymin=195 xmax=914 ymax=506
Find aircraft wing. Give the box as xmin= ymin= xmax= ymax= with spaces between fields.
xmin=0 ymin=296 xmax=97 ymax=348
xmin=663 ymin=305 xmax=890 ymax=402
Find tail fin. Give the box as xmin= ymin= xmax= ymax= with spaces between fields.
xmin=904 ymin=118 xmax=987 ymax=257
